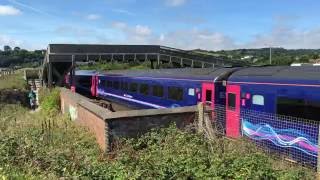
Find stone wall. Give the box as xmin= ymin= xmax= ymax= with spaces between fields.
xmin=60 ymin=88 xmax=197 ymax=152
xmin=60 ymin=88 xmax=110 ymax=151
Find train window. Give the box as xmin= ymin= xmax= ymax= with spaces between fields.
xmin=105 ymin=80 xmax=113 ymax=88
xmin=277 ymin=97 xmax=320 ymax=120
xmin=206 ymin=90 xmax=212 ymax=102
xmin=113 ymin=81 xmax=120 ymax=90
xmin=121 ymin=82 xmax=128 ymax=91
xmin=252 ymin=95 xmax=264 ymax=105
xmin=152 ymin=85 xmax=164 ymax=97
xmin=129 ymin=83 xmax=138 ymax=93
xmin=168 ymin=87 xmax=183 ymax=101
xmin=188 ymin=88 xmax=195 ymax=96
xmin=139 ymin=84 xmax=149 ymax=95
xmin=228 ymin=93 xmax=236 ymax=110
xmin=78 ymin=77 xmax=91 ymax=87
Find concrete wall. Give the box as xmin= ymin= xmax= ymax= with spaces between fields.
xmin=60 ymin=88 xmax=111 ymax=151
xmin=60 ymin=88 xmax=197 ymax=152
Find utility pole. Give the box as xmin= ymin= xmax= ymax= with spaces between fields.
xmin=269 ymin=47 xmax=272 ymax=65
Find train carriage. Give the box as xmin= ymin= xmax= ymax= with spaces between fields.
xmin=96 ymin=68 xmax=238 ymax=110
xmin=226 ymin=66 xmax=320 ymax=166
xmin=66 ymin=70 xmax=98 ymax=97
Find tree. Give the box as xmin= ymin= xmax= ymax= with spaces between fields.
xmin=13 ymin=47 xmax=21 ymax=51
xmin=4 ymin=45 xmax=12 ymax=52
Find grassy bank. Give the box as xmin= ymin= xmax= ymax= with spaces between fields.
xmin=0 ymin=70 xmax=27 ymax=90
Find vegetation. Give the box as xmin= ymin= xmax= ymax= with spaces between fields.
xmin=0 ymin=46 xmax=44 ymax=68
xmin=78 ymin=61 xmax=151 ymax=71
xmin=0 ymin=70 xmax=316 ymax=179
xmin=194 ymin=48 xmax=320 ymax=66
xmin=0 ymin=70 xmax=27 ymax=90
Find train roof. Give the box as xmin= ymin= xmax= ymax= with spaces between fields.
xmin=74 ymin=70 xmax=97 ymax=76
xmin=97 ymin=68 xmax=239 ymax=81
xmin=229 ymin=66 xmax=320 ymax=84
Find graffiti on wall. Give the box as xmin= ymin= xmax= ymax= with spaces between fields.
xmin=242 ymin=119 xmax=318 ymax=157
xmin=69 ymin=105 xmax=78 ymax=121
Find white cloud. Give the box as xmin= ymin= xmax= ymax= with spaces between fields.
xmin=165 ymin=0 xmax=187 ymax=7
xmin=244 ymin=27 xmax=320 ymax=49
xmin=134 ymin=25 xmax=152 ymax=36
xmin=86 ymin=14 xmax=100 ymax=20
xmin=112 ymin=9 xmax=135 ymax=16
xmin=0 ymin=5 xmax=21 ymax=16
xmin=111 ymin=22 xmax=153 ymax=44
xmin=0 ymin=34 xmax=22 ymax=47
xmin=112 ymin=21 xmax=127 ymax=29
xmin=8 ymin=0 xmax=52 ymax=17
xmin=155 ymin=29 xmax=236 ymax=50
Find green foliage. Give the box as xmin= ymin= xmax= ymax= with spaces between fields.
xmin=78 ymin=61 xmax=151 ymax=71
xmin=0 ymin=47 xmax=44 ymax=68
xmin=39 ymin=88 xmax=60 ymax=114
xmin=106 ymin=126 xmax=315 ymax=179
xmin=195 ymin=48 xmax=320 ymax=66
xmin=0 ymin=107 xmax=316 ymax=180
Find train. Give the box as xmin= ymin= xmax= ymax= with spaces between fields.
xmin=65 ymin=66 xmax=320 ymax=166
xmin=66 ymin=66 xmax=320 ymax=135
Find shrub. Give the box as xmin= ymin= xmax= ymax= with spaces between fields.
xmin=39 ymin=88 xmax=60 ymax=114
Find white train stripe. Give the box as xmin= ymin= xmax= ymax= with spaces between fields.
xmin=99 ymin=90 xmax=166 ymax=109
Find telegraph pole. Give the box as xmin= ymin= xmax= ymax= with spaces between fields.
xmin=269 ymin=47 xmax=272 ymax=65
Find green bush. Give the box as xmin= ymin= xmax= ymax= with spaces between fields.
xmin=39 ymin=88 xmax=60 ymax=114
xmin=0 ymin=103 xmax=316 ymax=179
xmin=78 ymin=62 xmax=151 ymax=71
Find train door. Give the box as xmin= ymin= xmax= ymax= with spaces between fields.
xmin=91 ymin=75 xmax=98 ymax=97
xmin=202 ymin=82 xmax=215 ymax=110
xmin=226 ymin=84 xmax=241 ymax=138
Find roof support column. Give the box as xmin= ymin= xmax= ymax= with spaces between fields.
xmin=111 ymin=54 xmax=114 ymax=63
xmin=157 ymin=54 xmax=160 ymax=68
xmin=70 ymin=55 xmax=75 ymax=87
xmin=180 ymin=58 xmax=184 ymax=68
xmin=134 ymin=54 xmax=137 ymax=62
xmin=48 ymin=62 xmax=52 ymax=88
xmin=201 ymin=62 xmax=205 ymax=68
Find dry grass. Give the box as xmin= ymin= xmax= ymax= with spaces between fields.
xmin=0 ymin=70 xmax=27 ymax=90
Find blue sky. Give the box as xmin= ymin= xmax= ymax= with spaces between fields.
xmin=0 ymin=0 xmax=319 ymax=50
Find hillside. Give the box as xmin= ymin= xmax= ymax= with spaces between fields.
xmin=193 ymin=48 xmax=320 ymax=66
xmin=0 ymin=46 xmax=45 ymax=68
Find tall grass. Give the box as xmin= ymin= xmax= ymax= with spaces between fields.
xmin=0 ymin=70 xmax=27 ymax=90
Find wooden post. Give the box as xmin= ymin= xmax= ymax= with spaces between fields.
xmin=197 ymin=102 xmax=204 ymax=133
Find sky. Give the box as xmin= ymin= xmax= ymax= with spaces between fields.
xmin=0 ymin=0 xmax=319 ymax=50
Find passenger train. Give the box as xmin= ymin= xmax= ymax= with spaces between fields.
xmin=66 ymin=66 xmax=320 ymax=166
xmin=66 ymin=66 xmax=320 ymax=138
